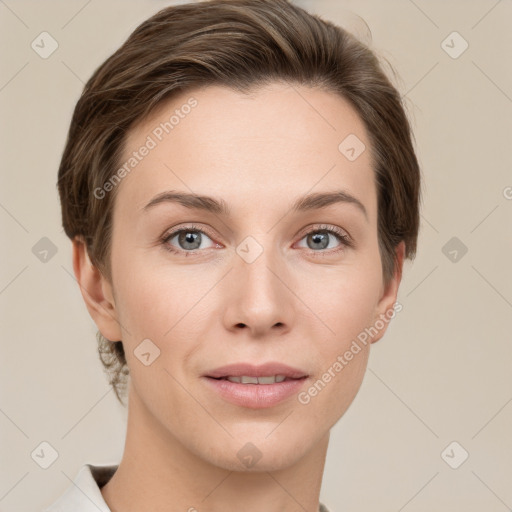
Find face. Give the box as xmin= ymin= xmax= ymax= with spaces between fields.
xmin=93 ymin=82 xmax=402 ymax=472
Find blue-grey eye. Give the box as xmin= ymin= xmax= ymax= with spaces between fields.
xmin=164 ymin=228 xmax=215 ymax=251
xmin=307 ymin=231 xmax=330 ymax=250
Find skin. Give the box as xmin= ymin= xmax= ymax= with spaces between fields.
xmin=73 ymin=81 xmax=404 ymax=512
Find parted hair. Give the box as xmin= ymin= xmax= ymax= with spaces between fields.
xmin=57 ymin=0 xmax=421 ymax=405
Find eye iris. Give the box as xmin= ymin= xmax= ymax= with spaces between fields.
xmin=308 ymin=231 xmax=329 ymax=250
xmin=178 ymin=231 xmax=201 ymax=250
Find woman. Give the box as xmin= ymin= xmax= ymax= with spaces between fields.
xmin=46 ymin=0 xmax=421 ymax=510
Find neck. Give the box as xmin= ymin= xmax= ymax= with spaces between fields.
xmin=101 ymin=383 xmax=329 ymax=512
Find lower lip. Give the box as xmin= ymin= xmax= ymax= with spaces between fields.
xmin=202 ymin=376 xmax=308 ymax=409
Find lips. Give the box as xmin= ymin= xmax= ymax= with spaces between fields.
xmin=204 ymin=362 xmax=309 ymax=380
xmin=203 ymin=367 xmax=309 ymax=409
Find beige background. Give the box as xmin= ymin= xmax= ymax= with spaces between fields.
xmin=1 ymin=1 xmax=511 ymax=511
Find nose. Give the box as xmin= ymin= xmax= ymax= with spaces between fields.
xmin=221 ymin=239 xmax=295 ymax=338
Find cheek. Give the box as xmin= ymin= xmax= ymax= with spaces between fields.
xmin=111 ymin=253 xmax=216 ymax=375
xmin=301 ymin=347 xmax=370 ymax=419
xmin=304 ymin=262 xmax=382 ymax=348
xmin=296 ymin=276 xmax=376 ymax=420
xmin=298 ymin=256 xmax=382 ymax=402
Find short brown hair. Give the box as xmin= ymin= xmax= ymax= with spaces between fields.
xmin=57 ymin=0 xmax=421 ymax=405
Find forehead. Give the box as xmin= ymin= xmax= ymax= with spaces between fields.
xmin=116 ymin=82 xmax=376 ymax=221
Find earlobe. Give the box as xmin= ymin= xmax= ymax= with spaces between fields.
xmin=72 ymin=237 xmax=123 ymax=342
xmin=370 ymin=241 xmax=406 ymax=344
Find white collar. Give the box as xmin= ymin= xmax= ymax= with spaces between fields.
xmin=43 ymin=463 xmax=117 ymax=512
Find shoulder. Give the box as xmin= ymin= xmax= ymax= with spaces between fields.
xmin=43 ymin=464 xmax=331 ymax=512
xmin=319 ymin=501 xmax=333 ymax=512
xmin=42 ymin=463 xmax=118 ymax=512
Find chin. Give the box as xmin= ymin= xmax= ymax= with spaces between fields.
xmin=199 ymin=429 xmax=317 ymax=473
xmin=213 ymin=447 xmax=307 ymax=474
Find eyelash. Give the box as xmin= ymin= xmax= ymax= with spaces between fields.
xmin=160 ymin=223 xmax=354 ymax=258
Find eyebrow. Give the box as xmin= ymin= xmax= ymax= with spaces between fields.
xmin=142 ymin=189 xmax=368 ymax=221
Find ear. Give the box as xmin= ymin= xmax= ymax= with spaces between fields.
xmin=72 ymin=237 xmax=123 ymax=342
xmin=370 ymin=241 xmax=405 ymax=344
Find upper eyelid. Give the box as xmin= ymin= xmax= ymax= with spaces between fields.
xmin=297 ymin=223 xmax=349 ymax=238
xmin=164 ymin=224 xmax=216 ymax=242
xmin=296 ymin=225 xmax=353 ymax=248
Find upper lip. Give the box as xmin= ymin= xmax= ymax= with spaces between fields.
xmin=205 ymin=362 xmax=309 ymax=379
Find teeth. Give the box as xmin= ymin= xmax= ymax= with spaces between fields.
xmin=226 ymin=375 xmax=287 ymax=384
